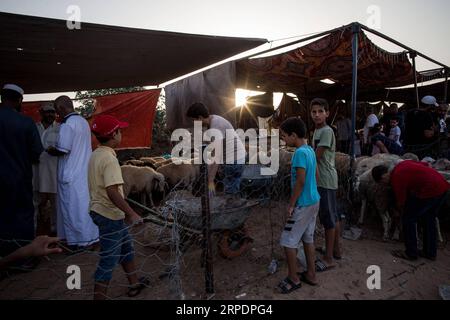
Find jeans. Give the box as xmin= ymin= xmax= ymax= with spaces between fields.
xmin=90 ymin=212 xmax=134 ymax=282
xmin=403 ymin=194 xmax=447 ymax=258
xmin=223 ymin=164 xmax=245 ymax=195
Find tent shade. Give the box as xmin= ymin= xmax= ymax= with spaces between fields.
xmin=0 ymin=12 xmax=266 ymax=94
xmin=236 ymin=26 xmax=440 ymax=95
xmin=21 ymin=89 xmax=161 ymax=148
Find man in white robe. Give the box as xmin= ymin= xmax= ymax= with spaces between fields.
xmin=47 ymin=96 xmax=98 ymax=249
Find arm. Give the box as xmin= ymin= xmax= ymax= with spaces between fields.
xmin=29 ymin=122 xmax=44 ymax=164
xmin=208 ymin=163 xmax=220 ymax=186
xmin=0 ymin=236 xmax=62 ymax=270
xmin=315 ymin=147 xmax=327 ymax=163
xmin=376 ymin=141 xmax=389 ymax=154
xmin=288 ymin=168 xmax=306 ymax=217
xmin=46 ymin=146 xmax=67 ymax=157
xmin=106 ymin=185 xmax=142 ymax=225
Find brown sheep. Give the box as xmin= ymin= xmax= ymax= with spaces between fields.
xmin=156 ymin=162 xmax=200 ymax=190
xmin=121 ymin=165 xmax=166 ymax=208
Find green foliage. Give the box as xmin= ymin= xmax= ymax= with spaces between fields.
xmin=75 ymin=87 xmax=169 ymax=148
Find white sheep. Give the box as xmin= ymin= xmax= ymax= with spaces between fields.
xmin=355 ymin=168 xmax=394 ymax=241
xmin=355 ymin=153 xmax=401 ymax=178
xmin=121 ymin=165 xmax=166 ymax=208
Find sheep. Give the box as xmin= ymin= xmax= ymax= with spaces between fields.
xmin=123 ymin=159 xmax=145 ymax=166
xmin=355 ymin=154 xmax=401 ymax=178
xmin=121 ymin=165 xmax=166 ymax=208
xmin=402 ymin=153 xmax=419 ymax=162
xmin=355 ymin=168 xmax=394 ymax=241
xmin=432 ymin=158 xmax=450 ymax=171
xmin=156 ymin=162 xmax=200 ymax=190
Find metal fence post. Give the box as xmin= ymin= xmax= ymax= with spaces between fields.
xmin=200 ymin=144 xmax=214 ymax=294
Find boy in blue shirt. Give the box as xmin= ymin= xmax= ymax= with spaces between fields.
xmin=278 ymin=117 xmax=321 ymax=294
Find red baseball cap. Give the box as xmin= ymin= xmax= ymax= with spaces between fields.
xmin=91 ymin=115 xmax=129 ymax=138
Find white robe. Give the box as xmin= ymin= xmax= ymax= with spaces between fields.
xmin=56 ymin=113 xmax=99 ymax=246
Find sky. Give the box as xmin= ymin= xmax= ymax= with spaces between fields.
xmin=1 ymin=0 xmax=449 ymax=101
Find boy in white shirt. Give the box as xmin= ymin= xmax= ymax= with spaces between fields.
xmin=389 ymin=117 xmax=402 ymax=147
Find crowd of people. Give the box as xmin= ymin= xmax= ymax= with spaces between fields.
xmin=1 ymin=82 xmax=449 ymax=298
xmin=334 ymin=96 xmax=450 ymax=160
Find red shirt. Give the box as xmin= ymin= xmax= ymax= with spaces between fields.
xmin=390 ymin=160 xmax=450 ymax=206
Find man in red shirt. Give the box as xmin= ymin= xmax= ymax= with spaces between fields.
xmin=372 ymin=161 xmax=449 ymax=261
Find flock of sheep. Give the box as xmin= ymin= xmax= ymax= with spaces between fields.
xmin=120 ymin=150 xmax=450 ymax=241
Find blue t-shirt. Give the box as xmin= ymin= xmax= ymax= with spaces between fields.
xmin=291 ymin=145 xmax=320 ymax=207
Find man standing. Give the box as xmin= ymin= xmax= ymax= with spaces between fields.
xmin=47 ymin=96 xmax=98 ymax=250
xmin=186 ymin=102 xmax=246 ymax=203
xmin=0 ymin=84 xmax=43 ymax=257
xmin=35 ymin=103 xmax=60 ymax=236
xmin=372 ymin=161 xmax=449 ymax=261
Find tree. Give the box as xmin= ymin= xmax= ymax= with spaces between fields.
xmin=75 ymin=87 xmax=169 ymax=148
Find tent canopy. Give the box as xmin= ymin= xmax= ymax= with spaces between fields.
xmin=236 ymin=25 xmax=446 ymax=99
xmin=0 ymin=12 xmax=267 ymax=94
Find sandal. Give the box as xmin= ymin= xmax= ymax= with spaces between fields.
xmin=315 ymin=259 xmax=336 ymax=273
xmin=297 ymin=272 xmax=318 ymax=286
xmin=278 ymin=277 xmax=302 ymax=294
xmin=391 ymin=250 xmax=418 ymax=261
xmin=127 ymin=277 xmax=150 ymax=297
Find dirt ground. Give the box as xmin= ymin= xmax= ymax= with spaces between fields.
xmin=0 ymin=202 xmax=449 ymax=300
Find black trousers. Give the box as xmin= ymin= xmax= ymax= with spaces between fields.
xmin=403 ymin=193 xmax=446 ymax=258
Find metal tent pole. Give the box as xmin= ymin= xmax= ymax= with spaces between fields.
xmin=349 ymin=23 xmax=360 ymax=219
xmin=410 ymin=51 xmax=420 ymax=109
xmin=444 ymin=69 xmax=449 ymax=103
xmin=200 ymin=145 xmax=214 ymax=294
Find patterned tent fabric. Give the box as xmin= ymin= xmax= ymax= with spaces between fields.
xmin=236 ymin=27 xmax=419 ymax=94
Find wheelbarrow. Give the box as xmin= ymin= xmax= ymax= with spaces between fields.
xmin=164 ymin=193 xmax=260 ymax=259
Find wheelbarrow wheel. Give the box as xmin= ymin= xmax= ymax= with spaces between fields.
xmin=218 ymin=228 xmax=253 ymax=259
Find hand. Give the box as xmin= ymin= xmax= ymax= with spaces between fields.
xmin=287 ymin=206 xmax=295 ymax=218
xmin=21 ymin=236 xmax=63 ymax=258
xmin=208 ymin=182 xmax=216 ymax=198
xmin=125 ymin=212 xmax=143 ymax=226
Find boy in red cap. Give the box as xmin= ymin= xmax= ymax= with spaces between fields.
xmin=88 ymin=115 xmax=148 ymax=299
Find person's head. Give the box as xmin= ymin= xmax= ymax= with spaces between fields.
xmin=91 ymin=115 xmax=129 ymax=148
xmin=366 ymin=105 xmax=375 ymax=116
xmin=1 ymin=84 xmax=24 ymax=111
xmin=421 ymin=95 xmax=439 ymax=110
xmin=390 ymin=117 xmax=399 ymax=128
xmin=310 ymin=98 xmax=329 ymax=127
xmin=438 ymin=103 xmax=449 ymax=117
xmin=280 ymin=117 xmax=307 ymax=147
xmin=390 ymin=103 xmax=399 ymax=114
xmin=369 ymin=123 xmax=382 ymax=136
xmin=372 ymin=165 xmax=390 ymax=185
xmin=54 ymin=95 xmax=75 ymax=118
xmin=186 ymin=102 xmax=210 ymax=125
xmin=39 ymin=103 xmax=56 ymax=124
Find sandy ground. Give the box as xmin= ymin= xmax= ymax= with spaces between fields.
xmin=0 ymin=201 xmax=449 ymax=300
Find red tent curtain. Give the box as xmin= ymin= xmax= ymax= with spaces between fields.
xmin=21 ymin=89 xmax=161 ymax=149
xmin=90 ymin=90 xmax=161 ymax=149
xmin=21 ymin=102 xmax=43 ymax=122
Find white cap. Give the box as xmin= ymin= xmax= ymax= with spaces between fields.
xmin=421 ymin=95 xmax=439 ymax=107
xmin=2 ymin=84 xmax=24 ymax=96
